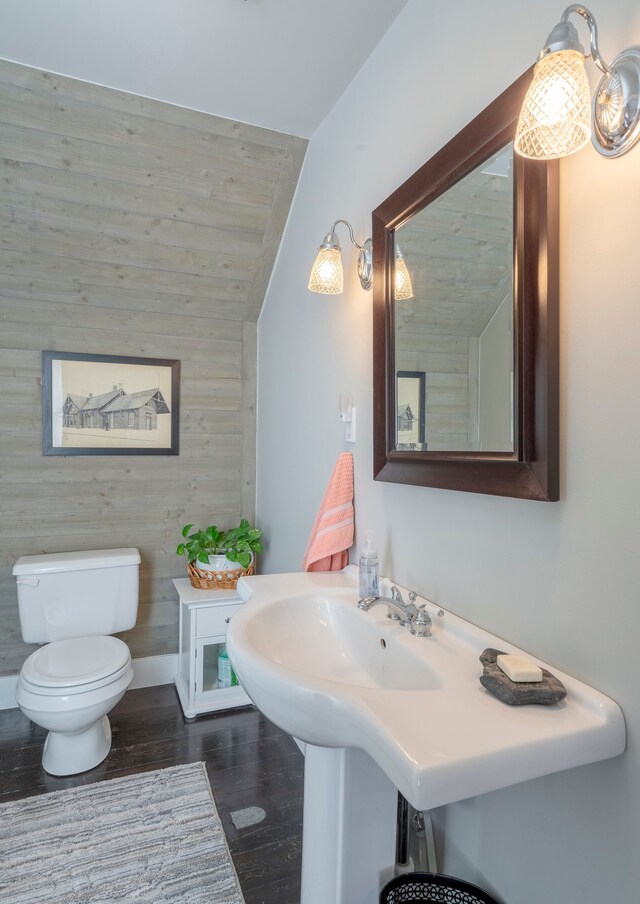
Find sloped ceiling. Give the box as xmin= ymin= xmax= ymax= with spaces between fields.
xmin=0 ymin=0 xmax=409 ymax=138
xmin=0 ymin=57 xmax=308 ymax=327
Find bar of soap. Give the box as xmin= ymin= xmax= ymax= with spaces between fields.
xmin=497 ymin=654 xmax=543 ymax=683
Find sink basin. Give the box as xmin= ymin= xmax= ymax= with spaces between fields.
xmin=245 ymin=592 xmax=441 ymax=690
xmin=227 ymin=568 xmax=625 ymax=811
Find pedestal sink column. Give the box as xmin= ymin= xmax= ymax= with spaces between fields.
xmin=301 ymin=745 xmax=397 ymax=904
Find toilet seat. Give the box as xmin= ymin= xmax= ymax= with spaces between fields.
xmin=21 ymin=636 xmax=131 ymax=695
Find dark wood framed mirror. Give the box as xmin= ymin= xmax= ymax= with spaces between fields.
xmin=372 ymin=69 xmax=559 ymax=501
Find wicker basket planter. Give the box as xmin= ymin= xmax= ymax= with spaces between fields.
xmin=187 ymin=559 xmax=255 ymax=591
xmin=178 ymin=520 xmax=261 ymax=591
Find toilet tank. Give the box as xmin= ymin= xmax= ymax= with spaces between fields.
xmin=13 ymin=548 xmax=141 ymax=643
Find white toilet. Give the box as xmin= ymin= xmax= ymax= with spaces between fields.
xmin=13 ymin=548 xmax=141 ymax=777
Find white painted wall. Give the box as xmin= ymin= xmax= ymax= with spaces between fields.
xmin=257 ymin=1 xmax=640 ymax=900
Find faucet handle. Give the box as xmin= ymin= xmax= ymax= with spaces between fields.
xmin=410 ymin=604 xmax=433 ymax=638
xmin=408 ymin=591 xmax=443 ymax=617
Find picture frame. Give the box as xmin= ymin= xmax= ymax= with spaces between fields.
xmin=396 ymin=371 xmax=426 ymax=449
xmin=42 ymin=351 xmax=180 ymax=456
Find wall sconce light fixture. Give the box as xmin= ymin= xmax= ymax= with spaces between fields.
xmin=394 ymin=245 xmax=414 ymax=300
xmin=515 ymin=4 xmax=640 ymax=159
xmin=308 ymin=220 xmax=415 ymax=298
xmin=308 ymin=220 xmax=372 ymax=294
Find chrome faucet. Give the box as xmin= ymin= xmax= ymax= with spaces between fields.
xmin=357 ymin=585 xmax=438 ymax=637
xmin=358 ymin=585 xmax=417 ymax=624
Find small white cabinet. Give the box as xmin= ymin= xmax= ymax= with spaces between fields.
xmin=173 ymin=578 xmax=251 ymax=719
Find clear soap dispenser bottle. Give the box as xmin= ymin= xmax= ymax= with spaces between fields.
xmin=359 ymin=530 xmax=379 ymax=599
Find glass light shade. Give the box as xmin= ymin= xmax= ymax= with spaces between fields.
xmin=308 ymin=247 xmax=343 ymax=294
xmin=515 ymin=49 xmax=591 ymax=159
xmin=394 ymin=256 xmax=414 ymax=300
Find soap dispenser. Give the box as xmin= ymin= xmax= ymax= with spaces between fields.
xmin=359 ymin=530 xmax=379 ymax=598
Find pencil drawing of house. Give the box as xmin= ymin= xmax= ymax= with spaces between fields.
xmin=62 ymin=385 xmax=170 ymax=431
xmin=397 ymin=403 xmax=415 ymax=432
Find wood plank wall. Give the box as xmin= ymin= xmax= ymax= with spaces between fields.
xmin=0 ymin=60 xmax=307 ymax=673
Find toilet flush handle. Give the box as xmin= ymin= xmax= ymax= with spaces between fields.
xmin=16 ymin=577 xmax=39 ymax=587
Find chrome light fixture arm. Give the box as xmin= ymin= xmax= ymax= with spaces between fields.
xmin=329 ymin=219 xmax=369 ymax=253
xmin=327 ymin=219 xmax=373 ymax=291
xmin=560 ymin=5 xmax=610 ymax=75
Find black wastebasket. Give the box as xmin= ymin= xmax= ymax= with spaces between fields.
xmin=380 ymin=871 xmax=500 ymax=904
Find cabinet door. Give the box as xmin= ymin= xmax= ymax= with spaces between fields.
xmin=196 ymin=636 xmax=243 ymax=699
xmin=196 ymin=637 xmax=226 ymax=696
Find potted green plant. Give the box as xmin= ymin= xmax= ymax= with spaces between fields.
xmin=176 ymin=519 xmax=262 ymax=575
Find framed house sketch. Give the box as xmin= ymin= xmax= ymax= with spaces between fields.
xmin=396 ymin=371 xmax=426 ymax=449
xmin=42 ymin=351 xmax=180 ymax=456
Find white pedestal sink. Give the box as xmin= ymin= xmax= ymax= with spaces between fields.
xmin=226 ymin=568 xmax=625 ymax=904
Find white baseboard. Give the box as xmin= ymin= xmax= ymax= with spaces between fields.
xmin=0 ymin=674 xmax=18 ymax=711
xmin=0 ymin=652 xmax=179 ymax=711
xmin=129 ymin=653 xmax=178 ymax=691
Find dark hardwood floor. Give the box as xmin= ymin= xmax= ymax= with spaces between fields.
xmin=0 ymin=684 xmax=304 ymax=904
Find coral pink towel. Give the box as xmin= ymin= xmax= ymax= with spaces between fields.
xmin=302 ymin=452 xmax=354 ymax=572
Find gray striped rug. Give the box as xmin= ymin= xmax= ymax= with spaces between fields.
xmin=0 ymin=762 xmax=245 ymax=903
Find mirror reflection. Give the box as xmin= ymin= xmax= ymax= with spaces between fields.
xmin=394 ymin=143 xmax=514 ymax=453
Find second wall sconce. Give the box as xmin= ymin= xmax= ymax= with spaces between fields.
xmin=515 ymin=4 xmax=640 ymax=159
xmin=308 ymin=218 xmax=413 ymax=299
xmin=308 ymin=219 xmax=372 ymax=294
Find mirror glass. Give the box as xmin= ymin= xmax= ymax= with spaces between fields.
xmin=394 ymin=143 xmax=514 ymax=454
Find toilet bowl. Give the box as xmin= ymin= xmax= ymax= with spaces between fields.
xmin=16 ymin=635 xmax=133 ymax=776
xmin=13 ymin=547 xmax=140 ymax=775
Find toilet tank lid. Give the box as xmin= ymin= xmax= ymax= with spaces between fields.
xmin=13 ymin=548 xmax=141 ymax=576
